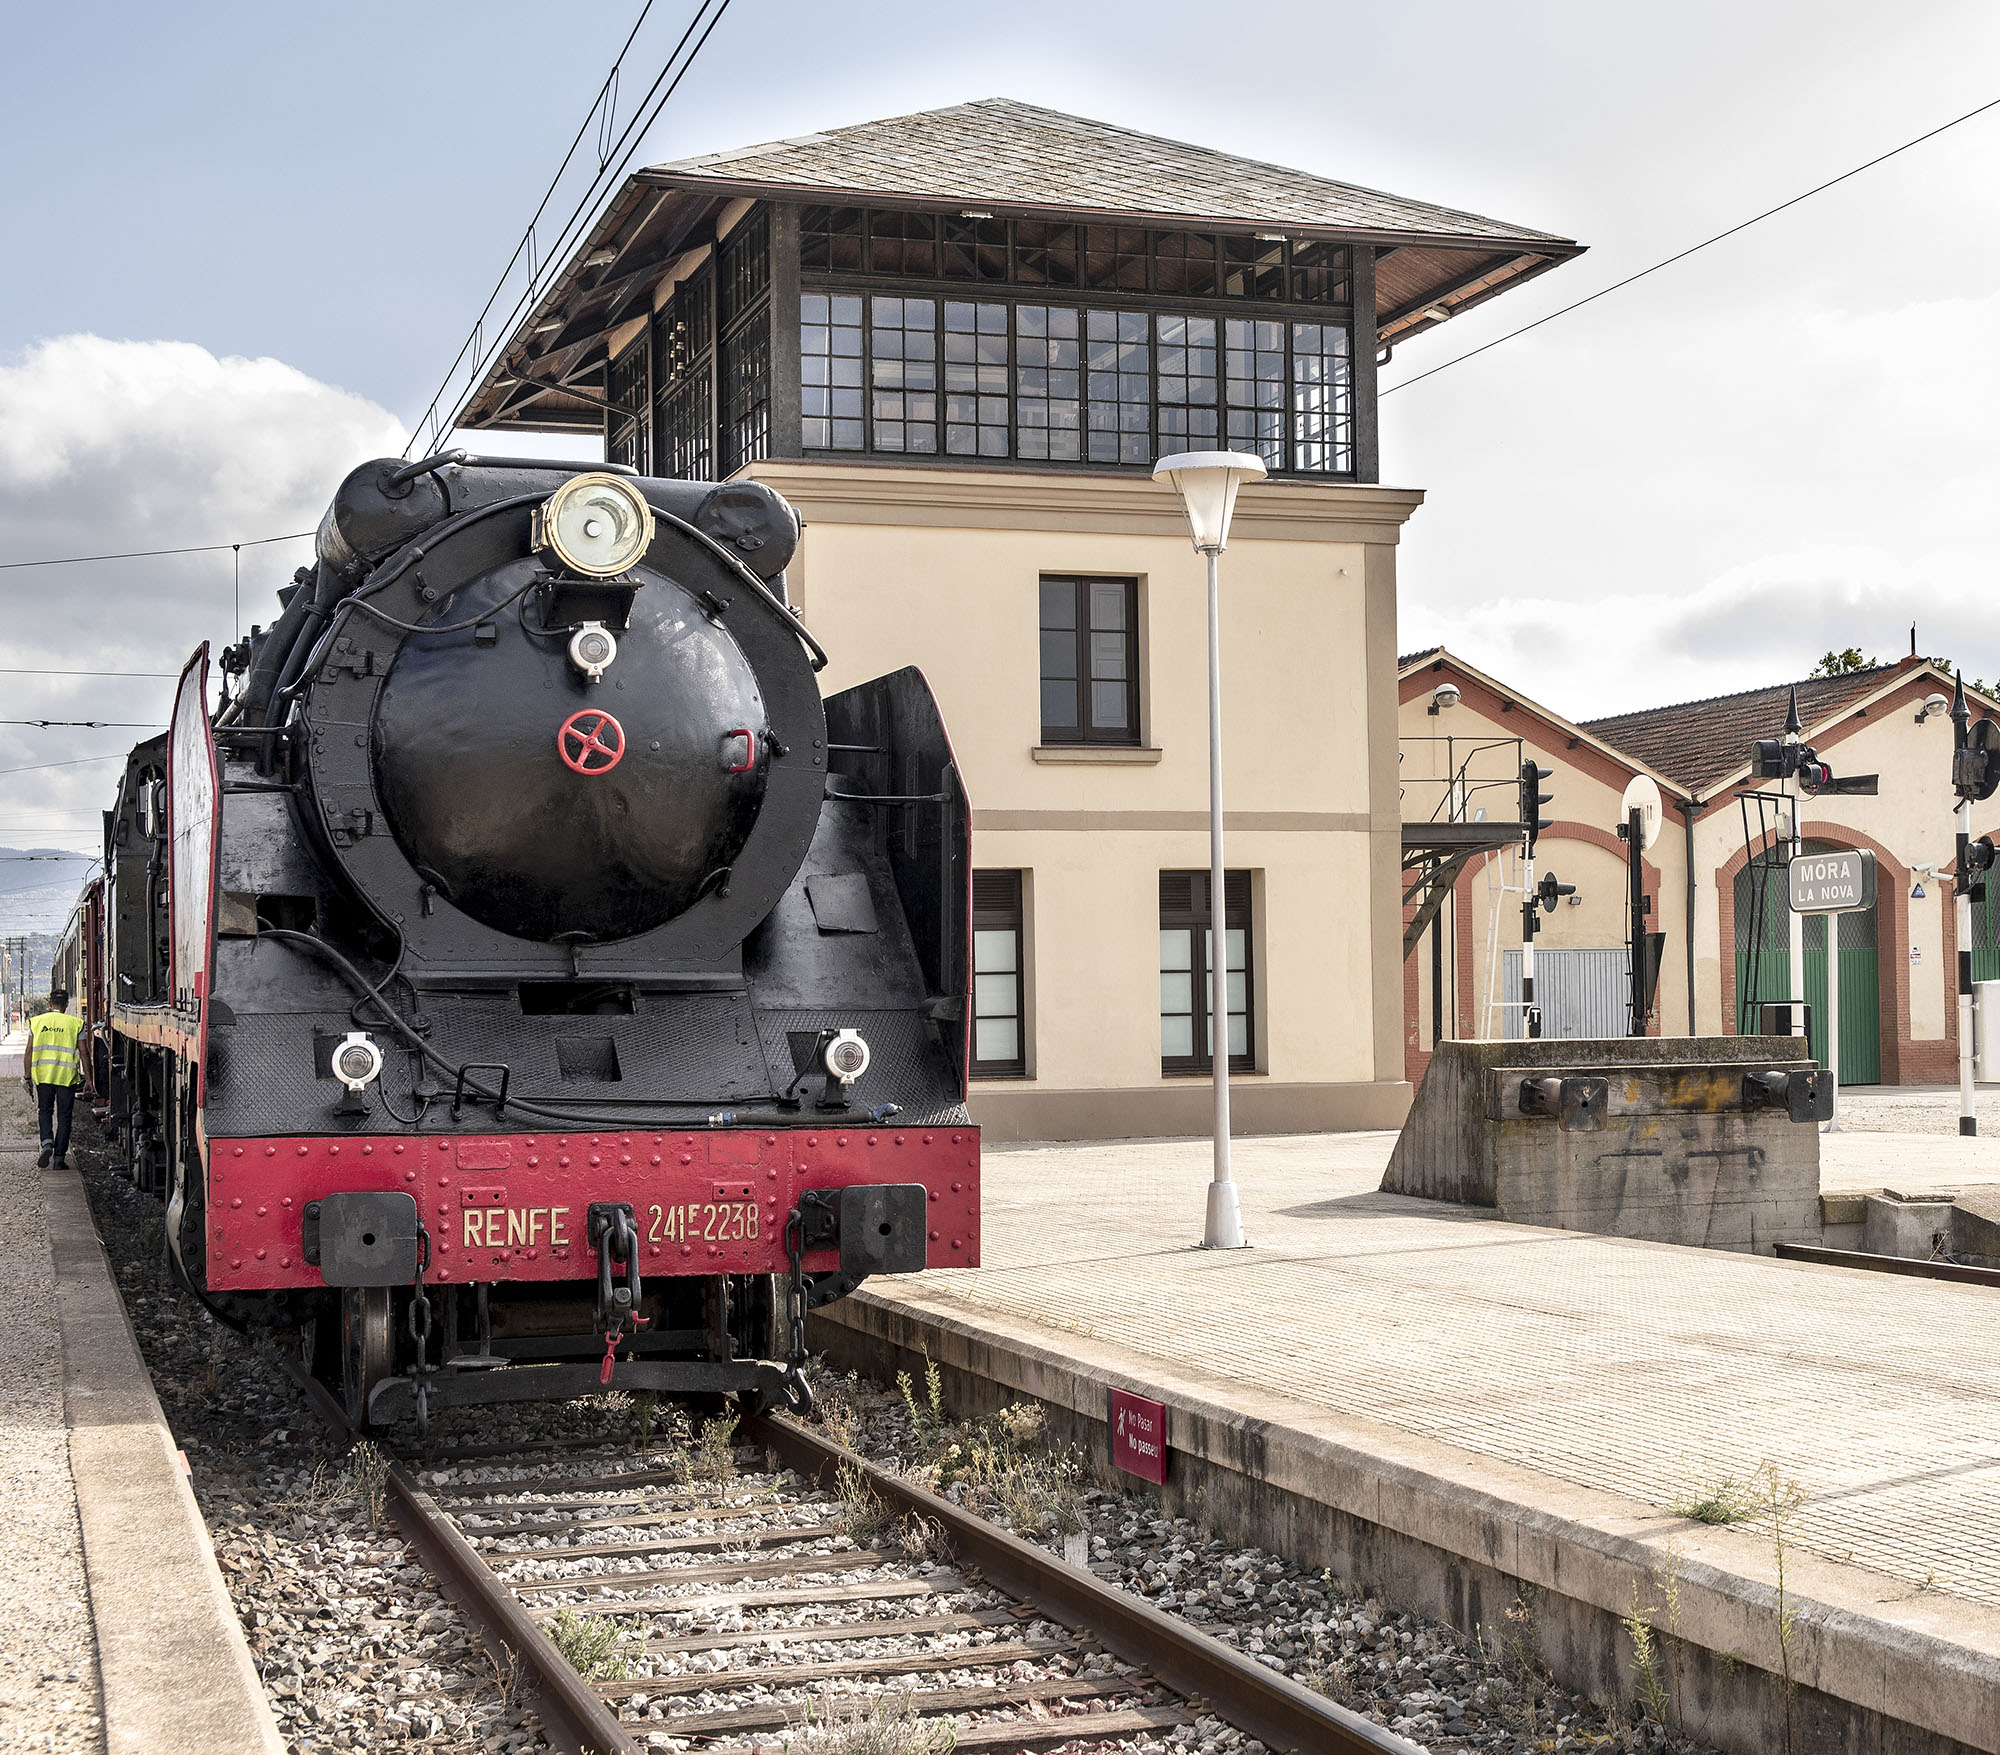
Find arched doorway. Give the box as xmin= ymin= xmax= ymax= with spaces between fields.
xmin=1733 ymin=838 xmax=1881 ymax=1084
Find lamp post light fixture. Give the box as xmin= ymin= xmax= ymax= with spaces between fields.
xmin=1153 ymin=449 xmax=1268 ymax=1250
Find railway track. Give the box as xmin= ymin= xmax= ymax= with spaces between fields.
xmin=282 ymin=1363 xmax=1412 ymax=1755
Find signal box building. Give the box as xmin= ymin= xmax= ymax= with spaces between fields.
xmin=1400 ymin=647 xmax=2000 ymax=1089
xmin=455 ymin=99 xmax=1581 ymax=1140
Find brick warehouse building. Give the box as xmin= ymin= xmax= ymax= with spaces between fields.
xmin=449 ymin=99 xmax=1581 ymax=1139
xmin=1400 ymin=647 xmax=2000 ymax=1089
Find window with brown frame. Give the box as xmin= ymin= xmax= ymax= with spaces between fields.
xmin=1040 ymin=576 xmax=1138 ymax=745
xmin=971 ymin=870 xmax=1026 ymax=1077
xmin=1159 ymin=870 xmax=1253 ymax=1075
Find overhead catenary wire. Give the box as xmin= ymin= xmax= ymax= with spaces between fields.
xmin=403 ymin=0 xmax=664 ymax=454
xmin=1382 ymin=92 xmax=2000 ymax=398
xmin=0 ymin=754 xmax=132 ymax=779
xmin=406 ymin=0 xmax=739 ymax=455
xmin=0 ymin=530 xmax=313 ymax=570
xmin=0 ymin=720 xmax=163 ymax=729
xmin=0 ymin=668 xmax=181 ymax=679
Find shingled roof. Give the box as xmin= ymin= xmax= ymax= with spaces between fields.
xmin=456 ymin=98 xmax=1582 ymax=436
xmin=1581 ymin=662 xmax=1920 ymax=796
xmin=653 ymin=99 xmax=1575 ymax=251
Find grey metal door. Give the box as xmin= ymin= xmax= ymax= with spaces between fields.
xmin=1502 ymin=947 xmax=1630 ymax=1039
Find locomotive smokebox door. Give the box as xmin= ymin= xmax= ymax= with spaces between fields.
xmin=839 ymin=1185 xmax=929 ymax=1277
xmin=313 ymin=1191 xmax=421 ymax=1286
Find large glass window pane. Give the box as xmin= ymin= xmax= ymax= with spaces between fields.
xmin=1155 ymin=313 xmax=1218 ymax=449
xmin=944 ymin=300 xmax=1009 ymax=457
xmin=941 ymin=215 xmax=1009 ymax=281
xmin=1041 ymin=679 xmax=1078 ymax=730
xmin=1014 ymin=221 xmax=1079 ymax=286
xmin=1161 ymin=1015 xmax=1195 ymax=1058
xmin=869 ymin=209 xmax=937 ymax=278
xmin=1085 ymin=309 xmax=1150 ymax=465
xmin=1225 ymin=318 xmax=1285 ymax=471
xmin=1222 ymin=235 xmax=1286 ymax=300
xmin=1040 ymin=628 xmax=1078 ymax=681
xmin=973 ymin=928 xmax=1017 ymax=974
xmin=975 ymin=971 xmax=1020 ymax=1014
xmin=800 ymin=293 xmax=864 ymax=450
xmin=1015 ymin=306 xmax=1080 ymax=461
xmin=976 ymin=1017 xmax=1021 ymax=1063
xmin=1084 ymin=226 xmax=1148 ymax=290
xmin=1154 ymin=231 xmax=1218 ymax=298
xmin=801 ymin=206 xmax=864 ymax=273
xmin=1291 ymin=322 xmax=1353 ymax=475
xmin=971 ymin=871 xmax=1026 ymax=1076
xmin=1160 ymin=970 xmax=1193 ymax=1013
xmin=870 ymin=295 xmax=938 ymax=454
xmin=1040 ymin=577 xmax=1077 ymax=628
xmin=1289 ymin=241 xmax=1349 ymax=305
xmin=1160 ymin=929 xmax=1192 ymax=970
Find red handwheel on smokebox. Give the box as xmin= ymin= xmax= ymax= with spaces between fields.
xmin=557 ymin=708 xmax=625 ymax=775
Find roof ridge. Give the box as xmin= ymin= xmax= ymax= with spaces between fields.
xmin=1580 ymin=664 xmax=1902 ymax=728
xmin=646 ymin=97 xmax=1577 ymax=245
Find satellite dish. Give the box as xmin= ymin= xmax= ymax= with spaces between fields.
xmin=1620 ymin=774 xmax=1664 ymax=851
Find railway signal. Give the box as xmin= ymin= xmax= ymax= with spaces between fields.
xmin=1517 ymin=760 xmax=1557 ymax=1038
xmin=1950 ymin=673 xmax=1995 ymax=1135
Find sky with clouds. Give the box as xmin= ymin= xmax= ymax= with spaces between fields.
xmin=3 ymin=0 xmax=1999 ymax=852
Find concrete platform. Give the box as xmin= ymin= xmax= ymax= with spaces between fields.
xmin=0 ymin=1087 xmax=282 ymax=1755
xmin=811 ymin=1129 xmax=2000 ymax=1754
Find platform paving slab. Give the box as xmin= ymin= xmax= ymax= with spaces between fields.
xmin=0 ymin=1075 xmax=285 ymax=1755
xmin=0 ymin=1128 xmax=102 ymax=1754
xmin=812 ymin=1129 xmax=2000 ymax=1754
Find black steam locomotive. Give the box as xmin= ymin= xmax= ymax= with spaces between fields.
xmin=82 ymin=453 xmax=978 ymax=1426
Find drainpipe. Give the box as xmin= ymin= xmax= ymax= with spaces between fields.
xmin=1680 ymin=798 xmax=1703 ymax=1035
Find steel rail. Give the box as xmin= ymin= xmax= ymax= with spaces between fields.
xmin=744 ymin=1413 xmax=1419 ymax=1755
xmin=280 ymin=1359 xmax=639 ymax=1755
xmin=1771 ymin=1240 xmax=2000 ymax=1287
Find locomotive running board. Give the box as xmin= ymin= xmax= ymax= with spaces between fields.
xmin=367 ymin=1358 xmax=790 ymax=1423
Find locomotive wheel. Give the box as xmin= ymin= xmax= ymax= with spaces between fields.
xmin=340 ymin=1288 xmax=394 ymax=1429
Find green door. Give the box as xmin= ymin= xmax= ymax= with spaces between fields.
xmin=1734 ymin=841 xmax=1881 ymax=1084
xmin=1974 ymin=876 xmax=2000 ymax=984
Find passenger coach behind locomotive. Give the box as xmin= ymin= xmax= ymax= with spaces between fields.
xmin=101 ymin=453 xmax=977 ymax=1425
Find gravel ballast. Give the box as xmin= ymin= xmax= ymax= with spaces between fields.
xmin=70 ymin=1088 xmax=1725 ymax=1753
xmin=817 ymin=1367 xmax=1726 ymax=1755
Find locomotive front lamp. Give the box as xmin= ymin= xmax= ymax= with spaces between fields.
xmin=568 ymin=620 xmax=619 ymax=681
xmin=332 ymin=1031 xmax=383 ymax=1093
xmin=824 ymin=1028 xmax=871 ymax=1088
xmin=1153 ymin=449 xmax=1268 ymax=1253
xmin=533 ymin=472 xmax=655 ymax=577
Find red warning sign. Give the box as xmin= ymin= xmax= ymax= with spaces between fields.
xmin=1108 ymin=1387 xmax=1168 ymax=1484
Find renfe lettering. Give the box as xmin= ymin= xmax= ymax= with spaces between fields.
xmin=463 ymin=1205 xmax=570 ymax=1249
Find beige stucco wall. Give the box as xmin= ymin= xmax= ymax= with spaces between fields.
xmin=749 ymin=461 xmax=1421 ymax=1139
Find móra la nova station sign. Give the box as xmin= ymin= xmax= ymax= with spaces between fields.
xmin=1788 ymin=848 xmax=1876 ymax=915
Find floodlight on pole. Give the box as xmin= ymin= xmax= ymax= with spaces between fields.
xmin=1152 ymin=450 xmax=1268 ymax=1250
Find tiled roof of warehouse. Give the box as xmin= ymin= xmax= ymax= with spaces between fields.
xmin=651 ymin=99 xmax=1577 ymax=247
xmin=1398 ymin=647 xmax=1443 ymax=668
xmin=1581 ymin=664 xmax=1911 ymax=795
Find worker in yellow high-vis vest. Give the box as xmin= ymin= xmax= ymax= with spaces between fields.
xmin=23 ymin=988 xmax=84 ymax=1169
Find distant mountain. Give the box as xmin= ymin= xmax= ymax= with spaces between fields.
xmin=0 ymin=848 xmax=98 ymax=936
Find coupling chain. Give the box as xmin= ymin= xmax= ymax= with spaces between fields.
xmin=781 ymin=1210 xmax=815 ymax=1416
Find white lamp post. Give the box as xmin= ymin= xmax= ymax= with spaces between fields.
xmin=1153 ymin=449 xmax=1268 ymax=1249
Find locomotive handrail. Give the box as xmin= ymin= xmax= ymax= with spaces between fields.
xmin=644 ymin=502 xmax=829 ymax=673
xmin=383 ymin=448 xmax=639 ymax=495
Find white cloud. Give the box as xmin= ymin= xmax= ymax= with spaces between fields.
xmin=0 ymin=336 xmax=404 ymax=855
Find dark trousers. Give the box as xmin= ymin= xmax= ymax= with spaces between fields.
xmin=35 ymin=1083 xmax=76 ymax=1161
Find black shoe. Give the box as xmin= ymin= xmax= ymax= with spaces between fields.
xmin=36 ymin=1146 xmax=52 ymax=1168
xmin=53 ymin=1156 xmax=69 ymax=1170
